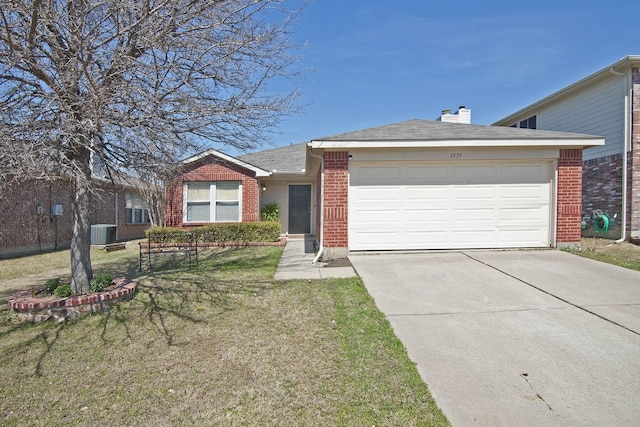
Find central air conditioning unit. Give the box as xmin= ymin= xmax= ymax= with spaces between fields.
xmin=91 ymin=224 xmax=117 ymax=245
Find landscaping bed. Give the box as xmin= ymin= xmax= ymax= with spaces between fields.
xmin=8 ymin=278 xmax=137 ymax=323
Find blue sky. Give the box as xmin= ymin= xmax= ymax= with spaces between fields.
xmin=242 ymin=0 xmax=640 ymax=153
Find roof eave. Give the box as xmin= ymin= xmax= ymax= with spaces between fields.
xmin=182 ymin=149 xmax=270 ymax=177
xmin=310 ymin=138 xmax=605 ymax=149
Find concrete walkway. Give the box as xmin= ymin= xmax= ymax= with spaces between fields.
xmin=274 ymin=238 xmax=357 ymax=280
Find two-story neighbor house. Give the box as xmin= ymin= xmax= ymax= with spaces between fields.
xmin=493 ymin=55 xmax=640 ymax=241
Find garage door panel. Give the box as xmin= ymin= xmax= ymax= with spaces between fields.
xmin=501 ymin=164 xmax=549 ymax=182
xmin=500 ymin=206 xmax=548 ymax=222
xmin=349 ymin=162 xmax=552 ymax=250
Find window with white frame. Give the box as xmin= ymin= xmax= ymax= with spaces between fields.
xmin=125 ymin=194 xmax=150 ymax=224
xmin=184 ymin=181 xmax=241 ymax=223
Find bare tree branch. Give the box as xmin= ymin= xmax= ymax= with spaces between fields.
xmin=0 ymin=0 xmax=305 ymax=292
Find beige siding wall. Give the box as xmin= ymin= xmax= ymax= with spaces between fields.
xmin=260 ymin=180 xmax=290 ymax=233
xmin=538 ymin=75 xmax=626 ymax=160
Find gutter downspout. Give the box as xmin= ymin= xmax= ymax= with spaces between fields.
xmin=610 ymin=67 xmax=628 ymax=243
xmin=308 ymin=146 xmax=324 ymax=264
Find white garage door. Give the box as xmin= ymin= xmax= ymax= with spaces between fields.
xmin=349 ymin=162 xmax=553 ymax=250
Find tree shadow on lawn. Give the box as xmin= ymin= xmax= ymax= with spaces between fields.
xmin=0 ymin=246 xmax=283 ymax=377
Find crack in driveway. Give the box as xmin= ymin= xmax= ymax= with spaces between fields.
xmin=520 ymin=373 xmax=553 ymax=412
xmin=462 ymin=252 xmax=640 ymax=337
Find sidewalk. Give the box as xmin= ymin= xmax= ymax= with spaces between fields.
xmin=274 ymin=238 xmax=357 ymax=280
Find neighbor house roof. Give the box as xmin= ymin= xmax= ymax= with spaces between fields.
xmin=238 ymin=142 xmax=308 ymax=175
xmin=182 ymin=149 xmax=270 ymax=177
xmin=493 ymin=55 xmax=640 ymax=126
xmin=310 ymin=119 xmax=604 ymax=149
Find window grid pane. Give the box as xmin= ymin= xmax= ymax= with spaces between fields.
xmin=216 ymin=182 xmax=239 ymax=201
xmin=187 ymin=183 xmax=211 ymax=201
xmin=215 ymin=201 xmax=239 ymax=222
xmin=187 ymin=202 xmax=210 ymax=222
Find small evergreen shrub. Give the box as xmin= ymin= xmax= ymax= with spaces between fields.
xmin=53 ymin=284 xmax=71 ymax=298
xmin=90 ymin=273 xmax=113 ymax=293
xmin=45 ymin=278 xmax=62 ymax=294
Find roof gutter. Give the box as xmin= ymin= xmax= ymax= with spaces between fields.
xmin=610 ymin=67 xmax=629 ymax=243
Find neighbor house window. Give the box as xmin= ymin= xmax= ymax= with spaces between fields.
xmin=125 ymin=194 xmax=150 ymax=224
xmin=184 ymin=181 xmax=241 ymax=223
xmin=514 ymin=115 xmax=537 ymax=129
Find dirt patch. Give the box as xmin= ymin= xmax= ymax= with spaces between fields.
xmin=573 ymin=237 xmax=640 ymax=271
xmin=580 ymin=237 xmax=640 ymax=254
xmin=325 ymin=257 xmax=353 ymax=268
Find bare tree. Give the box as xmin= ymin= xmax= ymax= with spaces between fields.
xmin=0 ymin=0 xmax=303 ymax=293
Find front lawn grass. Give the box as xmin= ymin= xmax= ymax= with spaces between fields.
xmin=0 ymin=245 xmax=448 ymax=426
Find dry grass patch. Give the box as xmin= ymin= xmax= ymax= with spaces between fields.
xmin=568 ymin=237 xmax=640 ymax=271
xmin=0 ymin=246 xmax=448 ymax=426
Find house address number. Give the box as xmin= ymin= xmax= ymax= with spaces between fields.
xmin=450 ymin=152 xmax=462 ymax=159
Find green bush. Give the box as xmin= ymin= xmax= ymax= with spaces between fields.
xmin=197 ymin=222 xmax=281 ymax=243
xmin=145 ymin=226 xmax=193 ymax=243
xmin=54 ymin=284 xmax=71 ymax=298
xmin=261 ymin=202 xmax=280 ymax=222
xmin=45 ymin=278 xmax=62 ymax=294
xmin=90 ymin=272 xmax=113 ymax=293
xmin=147 ymin=222 xmax=281 ymax=244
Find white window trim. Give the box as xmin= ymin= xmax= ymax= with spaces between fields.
xmin=183 ymin=181 xmax=243 ymax=223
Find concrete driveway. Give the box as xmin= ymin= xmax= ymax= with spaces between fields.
xmin=349 ymin=250 xmax=640 ymax=426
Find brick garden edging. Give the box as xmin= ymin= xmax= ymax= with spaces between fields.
xmin=8 ymin=278 xmax=137 ymax=323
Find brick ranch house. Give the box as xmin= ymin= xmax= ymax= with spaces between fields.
xmin=166 ymin=112 xmax=603 ymax=257
xmin=0 ymin=176 xmax=150 ymax=257
xmin=494 ymin=55 xmax=640 ymax=241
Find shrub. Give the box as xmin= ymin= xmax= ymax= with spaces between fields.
xmin=197 ymin=222 xmax=281 ymax=243
xmin=90 ymin=273 xmax=113 ymax=293
xmin=53 ymin=285 xmax=71 ymax=298
xmin=146 ymin=226 xmax=193 ymax=243
xmin=261 ymin=202 xmax=280 ymax=222
xmin=45 ymin=278 xmax=62 ymax=294
xmin=146 ymin=223 xmax=281 ymax=244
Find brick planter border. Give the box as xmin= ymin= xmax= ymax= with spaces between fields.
xmin=8 ymin=278 xmax=137 ymax=323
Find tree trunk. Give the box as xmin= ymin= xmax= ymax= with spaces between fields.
xmin=70 ymin=153 xmax=93 ymax=294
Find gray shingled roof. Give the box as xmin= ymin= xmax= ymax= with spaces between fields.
xmin=238 ymin=142 xmax=307 ymax=174
xmin=313 ymin=119 xmax=603 ymax=141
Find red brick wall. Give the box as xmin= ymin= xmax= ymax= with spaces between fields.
xmin=165 ymin=156 xmax=260 ymax=227
xmin=322 ymin=151 xmax=349 ymax=248
xmin=581 ymin=154 xmax=624 ymax=237
xmin=631 ymin=68 xmax=640 ymax=238
xmin=557 ymin=149 xmax=583 ymax=244
xmin=92 ymin=189 xmax=149 ymax=240
xmin=0 ymin=179 xmax=147 ymax=256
